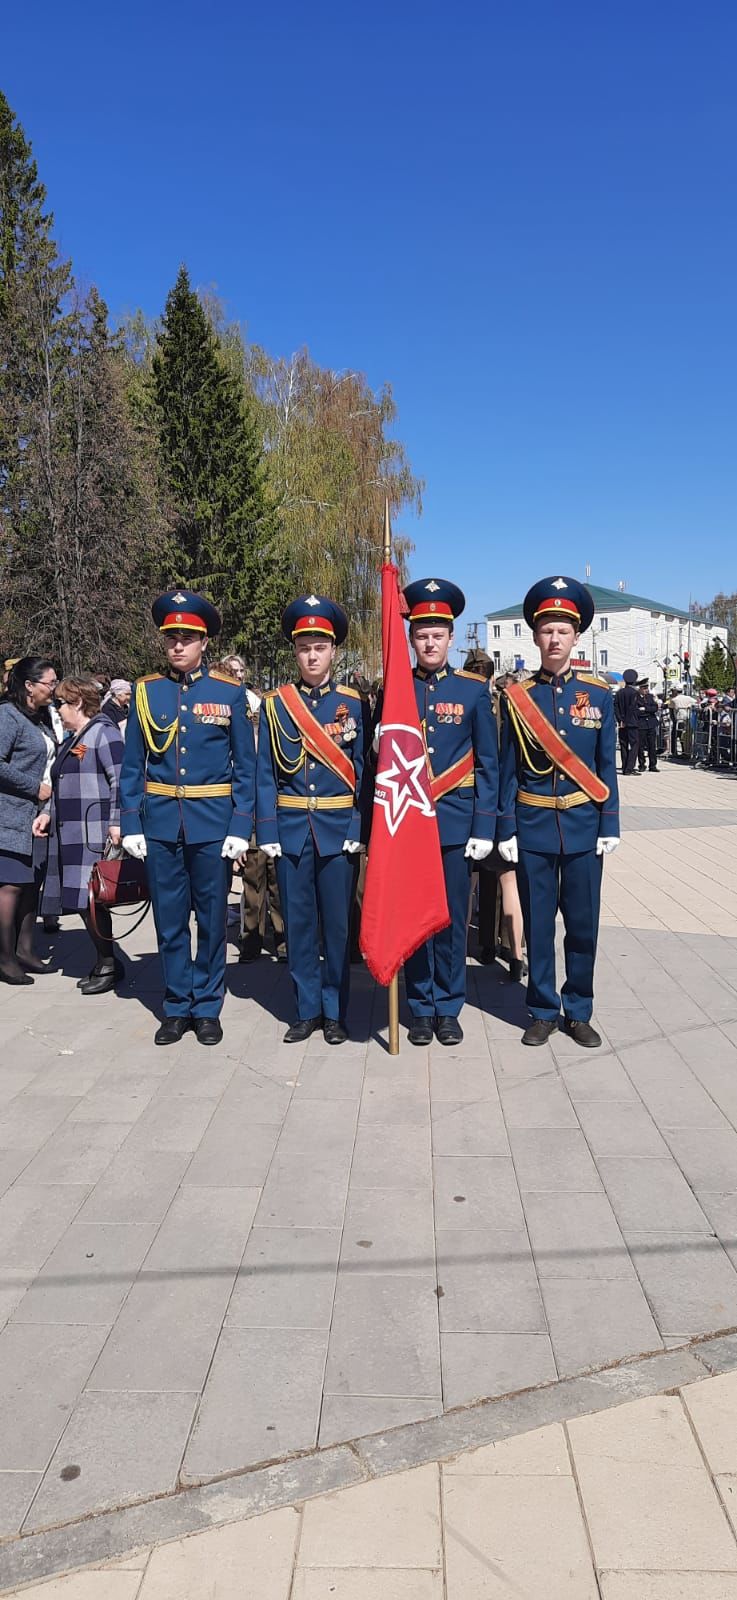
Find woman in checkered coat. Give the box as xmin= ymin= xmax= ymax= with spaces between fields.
xmin=36 ymin=678 xmax=125 ymax=994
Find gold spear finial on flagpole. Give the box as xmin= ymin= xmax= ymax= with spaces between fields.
xmin=382 ymin=497 xmax=400 ymax=1055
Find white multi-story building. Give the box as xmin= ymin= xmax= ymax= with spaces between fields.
xmin=484 ymin=583 xmax=727 ymax=688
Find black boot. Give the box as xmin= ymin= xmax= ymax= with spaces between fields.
xmin=77 ymin=958 xmax=124 ymax=990
xmin=79 ymin=966 xmax=118 ymax=995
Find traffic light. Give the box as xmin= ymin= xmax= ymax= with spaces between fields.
xmin=683 ymin=651 xmax=690 ymax=673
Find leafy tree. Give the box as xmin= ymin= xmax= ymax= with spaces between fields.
xmin=151 ymin=268 xmax=281 ymax=670
xmin=697 ymin=639 xmax=735 ymax=693
xmin=245 ymin=347 xmax=422 ymax=676
xmin=693 ymin=592 xmax=737 ymax=653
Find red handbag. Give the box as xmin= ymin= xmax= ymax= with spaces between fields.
xmin=88 ymin=841 xmax=150 ymax=940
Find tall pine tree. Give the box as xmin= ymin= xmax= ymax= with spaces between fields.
xmin=0 ymin=90 xmax=73 ymax=660
xmin=152 ymin=268 xmax=282 ymax=667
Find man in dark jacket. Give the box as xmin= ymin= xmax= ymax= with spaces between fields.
xmin=636 ymin=679 xmax=660 ymax=771
xmin=614 ymin=669 xmax=640 ymax=774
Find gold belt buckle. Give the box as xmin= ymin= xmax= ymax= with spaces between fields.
xmin=174 ymin=785 xmax=186 ymax=799
xmin=307 ymin=796 xmax=317 ymax=811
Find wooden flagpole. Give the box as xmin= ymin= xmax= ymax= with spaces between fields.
xmin=383 ymin=497 xmax=400 ymax=1056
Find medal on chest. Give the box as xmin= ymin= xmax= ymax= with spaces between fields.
xmin=569 ymin=690 xmax=602 ymax=730
xmin=192 ymin=702 xmax=232 ymax=726
xmin=436 ymin=701 xmax=464 ymax=725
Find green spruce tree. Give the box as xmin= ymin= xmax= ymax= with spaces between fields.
xmin=697 ymin=639 xmax=734 ymax=693
xmin=152 ymin=267 xmax=282 ymax=668
xmin=0 ymin=90 xmax=73 ymax=660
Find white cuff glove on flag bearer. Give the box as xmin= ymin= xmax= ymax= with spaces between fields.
xmin=464 ymin=838 xmax=494 ymax=862
xmin=261 ymin=842 xmax=282 ymax=860
xmin=342 ymin=839 xmax=363 ymax=855
xmin=497 ymin=837 xmax=519 ymax=864
xmin=596 ymin=837 xmax=620 ymax=856
xmin=122 ymin=834 xmax=147 ymax=861
xmin=221 ymin=836 xmax=250 ymax=861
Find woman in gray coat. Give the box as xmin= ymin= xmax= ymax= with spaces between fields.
xmin=0 ymin=657 xmax=59 ymax=985
xmin=36 ymin=677 xmax=125 ymax=994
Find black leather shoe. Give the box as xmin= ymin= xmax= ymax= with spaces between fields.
xmin=564 ymin=1018 xmax=602 ymax=1048
xmin=408 ymin=1018 xmax=434 ymax=1046
xmin=284 ymin=1016 xmax=321 ymax=1043
xmin=521 ymin=1018 xmax=559 ymax=1046
xmin=436 ymin=1016 xmax=464 ymax=1046
xmin=478 ymin=945 xmax=495 ymax=965
xmin=79 ymin=969 xmax=117 ymax=995
xmin=324 ymin=1018 xmax=347 ymax=1045
xmin=194 ymin=1018 xmax=223 ymax=1046
xmin=0 ymin=966 xmax=33 ymax=986
xmin=154 ymin=1016 xmax=191 ymax=1046
xmin=78 ymin=959 xmax=124 ymax=990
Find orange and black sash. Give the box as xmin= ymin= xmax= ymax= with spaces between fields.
xmin=429 ymin=749 xmax=474 ymax=802
xmin=504 ymin=680 xmax=609 ymax=804
xmin=277 ymin=684 xmax=356 ymax=793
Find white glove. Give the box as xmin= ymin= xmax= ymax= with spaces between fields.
xmin=122 ymin=834 xmax=147 ymax=861
xmin=596 ymin=837 xmax=620 ymax=856
xmin=342 ymin=838 xmax=363 ymax=854
xmin=221 ymin=835 xmax=250 ymax=860
xmin=260 ymin=842 xmax=282 ymax=860
xmin=465 ymin=838 xmax=494 ymax=862
xmin=497 ymin=837 xmax=519 ymax=864
xmin=372 ymin=721 xmax=382 ymax=753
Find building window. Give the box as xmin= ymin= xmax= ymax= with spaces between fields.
xmin=493 ymin=625 xmax=501 ymax=638
xmin=599 ymin=617 xmax=608 ymax=632
xmin=600 ymin=650 xmax=608 ymax=667
xmin=493 ymin=650 xmax=500 ymax=666
xmin=514 ymin=623 xmax=521 ymax=637
xmin=577 ymin=651 xmax=586 ymax=660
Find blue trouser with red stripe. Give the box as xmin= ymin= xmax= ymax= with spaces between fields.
xmin=146 ymin=835 xmax=229 ymax=1018
xmin=517 ymin=848 xmax=603 ymax=1022
xmin=404 ymin=844 xmax=472 ymax=1017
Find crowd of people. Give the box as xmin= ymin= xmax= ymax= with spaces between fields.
xmin=2 ymin=579 xmax=730 ymax=1048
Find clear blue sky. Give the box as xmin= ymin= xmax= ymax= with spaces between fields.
xmin=5 ymin=0 xmax=736 ymax=652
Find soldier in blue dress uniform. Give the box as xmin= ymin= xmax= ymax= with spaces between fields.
xmin=388 ymin=578 xmax=498 ymax=1046
xmin=497 ymin=577 xmax=620 ymax=1047
xmin=256 ymin=595 xmax=369 ymax=1045
xmin=120 ymin=590 xmax=255 ymax=1046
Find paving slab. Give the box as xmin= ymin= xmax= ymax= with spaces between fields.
xmin=182 ymin=1326 xmax=328 ymax=1476
xmin=324 ymin=1273 xmax=441 ymax=1398
xmin=25 ymin=1389 xmax=199 ymax=1530
xmin=2 ymin=763 xmax=737 ymax=1542
xmin=567 ymin=1392 xmax=737 ymax=1572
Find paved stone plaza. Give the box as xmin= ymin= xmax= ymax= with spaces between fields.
xmin=2 ymin=759 xmax=737 ymax=1589
xmin=8 ymin=1357 xmax=737 ymax=1598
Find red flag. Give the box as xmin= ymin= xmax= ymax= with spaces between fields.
xmin=360 ymin=564 xmax=450 ymax=985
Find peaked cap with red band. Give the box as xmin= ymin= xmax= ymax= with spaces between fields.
xmin=403 ymin=577 xmax=465 ymax=628
xmin=523 ymin=576 xmax=594 ymax=635
xmin=281 ymin=594 xmax=349 ymax=646
xmin=152 ymin=588 xmax=222 ymax=637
